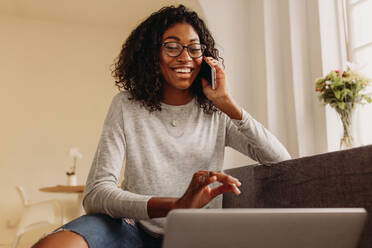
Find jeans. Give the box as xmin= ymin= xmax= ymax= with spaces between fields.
xmin=53 ymin=214 xmax=163 ymax=248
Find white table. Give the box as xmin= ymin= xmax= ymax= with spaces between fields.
xmin=39 ymin=185 xmax=85 ymax=223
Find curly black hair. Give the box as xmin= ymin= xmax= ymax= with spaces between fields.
xmin=111 ymin=4 xmax=223 ymax=113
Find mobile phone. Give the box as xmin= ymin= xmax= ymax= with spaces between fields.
xmin=199 ymin=59 xmax=216 ymax=89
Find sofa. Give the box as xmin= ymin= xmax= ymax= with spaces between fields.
xmin=223 ymin=144 xmax=372 ymax=248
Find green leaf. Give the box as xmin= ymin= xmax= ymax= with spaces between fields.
xmin=314 ymin=69 xmax=372 ymax=108
xmin=363 ymin=95 xmax=372 ymax=103
xmin=337 ymin=102 xmax=345 ymax=110
xmin=334 ymin=90 xmax=341 ymax=99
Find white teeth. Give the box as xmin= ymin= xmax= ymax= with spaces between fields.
xmin=174 ymin=68 xmax=191 ymax=73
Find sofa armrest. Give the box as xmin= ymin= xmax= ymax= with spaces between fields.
xmin=223 ymin=144 xmax=372 ymax=248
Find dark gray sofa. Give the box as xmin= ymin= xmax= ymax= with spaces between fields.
xmin=223 ymin=144 xmax=372 ymax=248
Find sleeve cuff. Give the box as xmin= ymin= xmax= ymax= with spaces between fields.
xmin=231 ymin=108 xmax=250 ymax=131
xmin=140 ymin=195 xmax=153 ymax=219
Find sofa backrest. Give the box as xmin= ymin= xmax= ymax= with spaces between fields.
xmin=223 ymin=145 xmax=372 ymax=248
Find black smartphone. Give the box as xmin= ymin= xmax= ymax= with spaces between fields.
xmin=199 ymin=59 xmax=216 ymax=89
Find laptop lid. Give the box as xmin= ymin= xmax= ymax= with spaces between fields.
xmin=162 ymin=208 xmax=367 ymax=248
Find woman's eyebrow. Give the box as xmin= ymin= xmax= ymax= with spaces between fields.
xmin=163 ymin=36 xmax=200 ymax=42
xmin=164 ymin=36 xmax=180 ymax=41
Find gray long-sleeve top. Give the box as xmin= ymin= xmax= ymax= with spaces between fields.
xmin=82 ymin=91 xmax=291 ymax=236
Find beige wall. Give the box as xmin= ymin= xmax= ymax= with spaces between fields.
xmin=0 ymin=14 xmax=125 ymax=243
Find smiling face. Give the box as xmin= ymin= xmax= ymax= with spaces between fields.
xmin=160 ymin=23 xmax=203 ymax=104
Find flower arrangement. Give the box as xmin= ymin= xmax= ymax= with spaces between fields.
xmin=314 ymin=67 xmax=371 ymax=148
xmin=66 ymin=147 xmax=83 ymax=176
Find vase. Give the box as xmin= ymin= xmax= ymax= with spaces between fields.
xmin=67 ymin=174 xmax=77 ymax=186
xmin=337 ymin=107 xmax=354 ymax=149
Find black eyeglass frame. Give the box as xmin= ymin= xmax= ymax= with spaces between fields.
xmin=161 ymin=42 xmax=206 ymax=59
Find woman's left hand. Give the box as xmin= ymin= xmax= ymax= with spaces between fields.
xmin=201 ymin=57 xmax=242 ymax=120
xmin=173 ymin=170 xmax=242 ymax=210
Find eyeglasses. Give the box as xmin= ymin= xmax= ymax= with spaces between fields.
xmin=161 ymin=42 xmax=206 ymax=59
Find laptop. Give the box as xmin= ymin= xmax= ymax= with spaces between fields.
xmin=162 ymin=208 xmax=367 ymax=248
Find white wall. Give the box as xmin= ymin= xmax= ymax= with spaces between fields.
xmin=199 ymin=0 xmax=331 ymax=165
xmin=199 ymin=0 xmax=268 ymax=168
xmin=264 ymin=0 xmax=299 ymax=155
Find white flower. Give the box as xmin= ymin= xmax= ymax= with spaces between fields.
xmin=67 ymin=147 xmax=82 ymax=175
xmin=69 ymin=147 xmax=83 ymax=160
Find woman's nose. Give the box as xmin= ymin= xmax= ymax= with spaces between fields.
xmin=177 ymin=47 xmax=192 ymax=62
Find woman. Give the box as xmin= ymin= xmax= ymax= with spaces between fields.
xmin=33 ymin=5 xmax=290 ymax=248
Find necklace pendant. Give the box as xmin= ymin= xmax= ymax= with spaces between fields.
xmin=171 ymin=120 xmax=178 ymax=127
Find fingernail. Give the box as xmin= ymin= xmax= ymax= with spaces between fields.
xmin=232 ymin=184 xmax=240 ymax=192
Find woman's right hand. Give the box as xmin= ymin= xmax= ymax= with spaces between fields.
xmin=173 ymin=170 xmax=242 ymax=209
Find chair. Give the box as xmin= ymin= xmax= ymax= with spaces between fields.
xmin=10 ymin=185 xmax=63 ymax=248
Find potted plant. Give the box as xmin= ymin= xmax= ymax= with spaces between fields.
xmin=315 ymin=67 xmax=371 ymax=149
